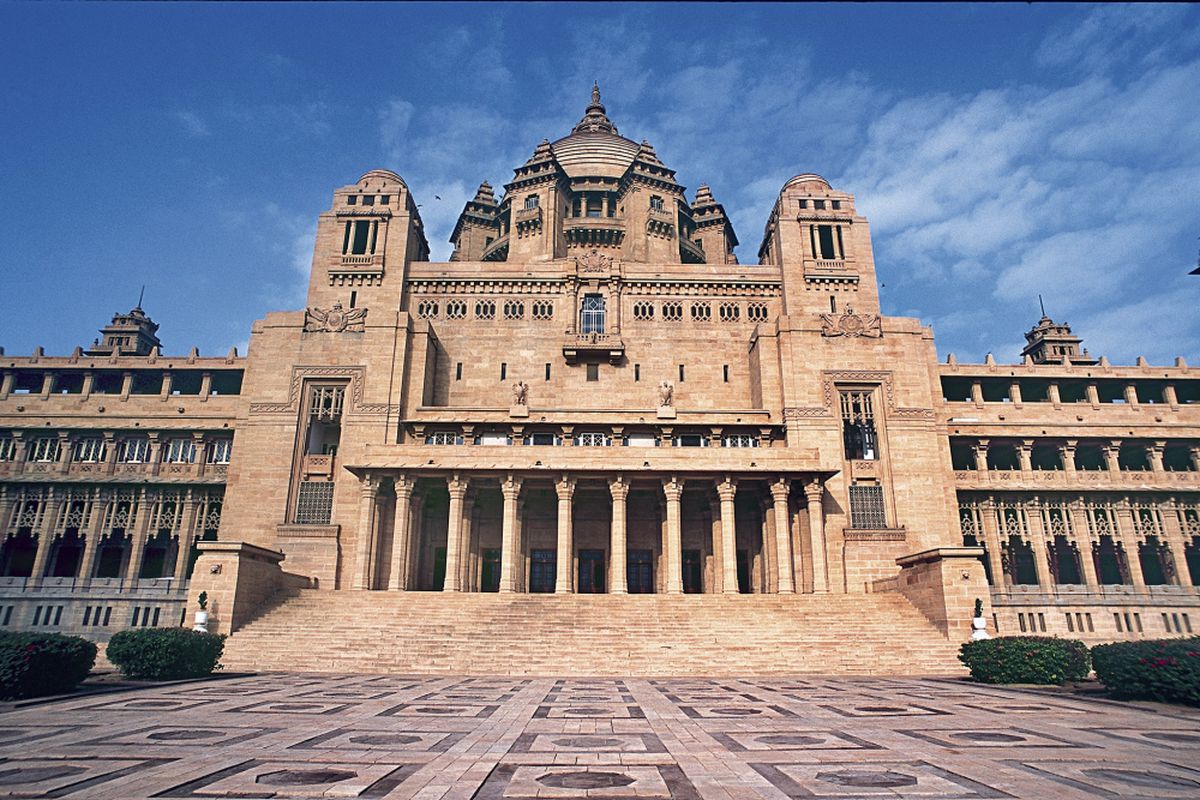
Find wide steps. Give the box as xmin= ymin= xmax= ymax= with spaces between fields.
xmin=222 ymin=591 xmax=966 ymax=676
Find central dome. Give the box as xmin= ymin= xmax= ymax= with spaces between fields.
xmin=549 ymin=84 xmax=640 ymax=179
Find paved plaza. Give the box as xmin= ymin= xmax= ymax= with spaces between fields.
xmin=1 ymin=673 xmax=1199 ymax=799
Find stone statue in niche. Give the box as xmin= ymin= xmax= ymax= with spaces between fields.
xmin=819 ymin=305 xmax=882 ymax=339
xmin=657 ymin=380 xmax=674 ymax=407
xmin=305 ymin=301 xmax=367 ymax=333
xmin=511 ymin=380 xmax=528 ymax=407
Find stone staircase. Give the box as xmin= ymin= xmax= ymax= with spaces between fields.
xmin=221 ymin=591 xmax=966 ymax=676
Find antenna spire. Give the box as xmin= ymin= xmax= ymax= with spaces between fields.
xmin=137 ymin=285 xmax=145 ymax=310
xmin=1038 ymin=294 xmax=1046 ymax=317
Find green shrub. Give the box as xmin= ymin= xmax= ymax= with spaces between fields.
xmin=1092 ymin=637 xmax=1200 ymax=706
xmin=106 ymin=628 xmax=225 ymax=680
xmin=0 ymin=631 xmax=97 ymax=700
xmin=959 ymin=636 xmax=1090 ymax=684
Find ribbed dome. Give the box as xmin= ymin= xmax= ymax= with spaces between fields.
xmin=550 ymin=130 xmax=640 ymax=179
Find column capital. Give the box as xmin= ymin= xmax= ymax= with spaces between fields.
xmin=802 ymin=477 xmax=824 ymax=501
xmin=501 ymin=474 xmax=523 ymax=500
xmin=394 ymin=473 xmax=415 ymax=499
xmin=770 ymin=477 xmax=790 ymax=502
xmin=716 ymin=477 xmax=737 ymax=503
xmin=609 ymin=474 xmax=630 ymax=501
xmin=555 ymin=475 xmax=576 ymax=500
xmin=662 ymin=476 xmax=683 ymax=502
xmin=360 ymin=473 xmax=382 ymax=495
xmin=447 ymin=473 xmax=469 ymax=498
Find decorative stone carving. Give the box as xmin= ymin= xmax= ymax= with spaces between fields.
xmin=304 ymin=301 xmax=367 ymax=333
xmin=820 ymin=306 xmax=882 ymax=339
xmin=657 ymin=380 xmax=674 ymax=407
xmin=511 ymin=381 xmax=528 ymax=406
xmin=575 ymin=249 xmax=615 ymax=273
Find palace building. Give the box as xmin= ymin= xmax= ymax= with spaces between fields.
xmin=1 ymin=87 xmax=1197 ymax=674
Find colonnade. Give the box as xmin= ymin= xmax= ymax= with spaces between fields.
xmin=353 ymin=472 xmax=829 ymax=594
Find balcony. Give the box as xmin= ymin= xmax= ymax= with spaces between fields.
xmin=953 ymin=469 xmax=1199 ymax=491
xmin=562 ymin=332 xmax=625 ymax=365
xmin=514 ymin=206 xmax=543 ymax=231
xmin=679 ymin=237 xmax=705 ymax=264
xmin=481 ymin=234 xmax=510 ymax=262
xmin=302 ymin=454 xmax=335 ymax=479
xmin=565 ymin=216 xmax=625 ymax=247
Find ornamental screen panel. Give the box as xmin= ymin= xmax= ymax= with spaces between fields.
xmin=295 ymin=481 xmax=334 ymax=525
xmin=839 ymin=389 xmax=878 ymax=460
xmin=849 ymin=484 xmax=886 ymax=529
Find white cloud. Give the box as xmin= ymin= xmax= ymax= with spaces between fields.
xmin=174 ymin=109 xmax=210 ymax=138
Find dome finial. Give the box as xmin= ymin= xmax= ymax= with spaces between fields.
xmin=592 ymin=82 xmax=600 ymax=105
xmin=573 ymin=81 xmax=617 ymax=135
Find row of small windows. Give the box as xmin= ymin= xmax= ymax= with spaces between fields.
xmin=0 ymin=435 xmax=231 ymax=465
xmin=2 ymin=370 xmax=243 ymax=397
xmin=949 ymin=437 xmax=1198 ymax=472
xmin=415 ymin=299 xmax=769 ymax=325
xmin=346 ymin=194 xmax=391 ymax=206
xmin=942 ymin=376 xmax=1200 ymax=405
xmin=416 ymin=300 xmax=556 ymax=322
xmin=799 ymin=199 xmax=842 ymax=211
xmin=425 ymin=431 xmax=763 ymax=448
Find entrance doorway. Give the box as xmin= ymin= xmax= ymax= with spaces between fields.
xmin=481 ymin=549 xmax=500 ymax=592
xmin=682 ymin=549 xmax=702 ymax=593
xmin=628 ymin=549 xmax=654 ymax=593
xmin=736 ymin=549 xmax=751 ymax=593
xmin=433 ymin=547 xmax=447 ymax=591
xmin=530 ymin=549 xmax=556 ymax=593
xmin=578 ymin=549 xmax=605 ymax=593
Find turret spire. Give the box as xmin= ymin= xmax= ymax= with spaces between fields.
xmin=573 ymin=83 xmax=618 ymax=135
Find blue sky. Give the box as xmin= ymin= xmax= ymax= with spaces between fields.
xmin=2 ymin=3 xmax=1198 ymax=365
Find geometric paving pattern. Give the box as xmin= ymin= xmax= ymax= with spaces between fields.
xmin=1 ymin=674 xmax=1198 ymax=798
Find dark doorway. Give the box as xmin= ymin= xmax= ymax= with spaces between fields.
xmin=49 ymin=531 xmax=84 ymax=578
xmin=481 ymin=548 xmax=500 ymax=592
xmin=530 ymin=549 xmax=556 ymax=593
xmin=95 ymin=532 xmax=127 ymax=579
xmin=433 ymin=547 xmax=447 ymax=591
xmin=1095 ymin=536 xmax=1127 ymax=585
xmin=1049 ymin=535 xmax=1082 ymax=585
xmin=1187 ymin=537 xmax=1200 ymax=585
xmin=578 ymin=549 xmax=605 ymax=593
xmin=1138 ymin=537 xmax=1171 ymax=585
xmin=682 ymin=549 xmax=702 ymax=593
xmin=0 ymin=531 xmax=36 ymax=577
xmin=627 ymin=549 xmax=653 ymax=593
xmin=1006 ymin=536 xmax=1039 ymax=585
xmin=736 ymin=549 xmax=751 ymax=594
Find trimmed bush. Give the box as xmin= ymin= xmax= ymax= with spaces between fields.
xmin=1092 ymin=637 xmax=1200 ymax=706
xmin=106 ymin=628 xmax=225 ymax=680
xmin=959 ymin=636 xmax=1090 ymax=684
xmin=0 ymin=631 xmax=97 ymax=700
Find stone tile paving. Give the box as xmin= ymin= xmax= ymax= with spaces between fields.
xmin=1 ymin=673 xmax=1198 ymax=799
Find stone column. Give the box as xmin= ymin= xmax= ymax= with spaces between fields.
xmin=718 ymin=478 xmax=739 ymax=594
xmin=1114 ymin=501 xmax=1146 ymax=588
xmin=609 ymin=277 xmax=622 ymax=335
xmin=980 ymin=499 xmax=1006 ymax=587
xmin=1147 ymin=442 xmax=1166 ymax=473
xmin=771 ymin=479 xmax=795 ymax=593
xmin=500 ymin=475 xmax=523 ymax=593
xmin=388 ymin=475 xmax=414 ymax=590
xmin=555 ymin=476 xmax=575 ymax=594
xmin=662 ymin=477 xmax=683 ymax=594
xmin=124 ymin=488 xmax=154 ymax=583
xmin=352 ymin=474 xmax=381 ymax=590
xmin=1060 ymin=440 xmax=1077 ymax=475
xmin=1018 ymin=440 xmax=1034 ymax=473
xmin=973 ymin=439 xmax=989 ymax=473
xmin=1103 ymin=441 xmax=1122 ymax=473
xmin=759 ymin=499 xmax=776 ymax=594
xmin=1160 ymin=501 xmax=1192 ymax=589
xmin=78 ymin=489 xmax=107 ymax=585
xmin=407 ymin=490 xmax=425 ymax=589
xmin=1025 ymin=500 xmax=1054 ymax=589
xmin=173 ymin=491 xmax=199 ymax=582
xmin=803 ymin=478 xmax=829 ymax=593
xmin=444 ymin=475 xmax=468 ymax=592
xmin=708 ymin=498 xmax=722 ymax=593
xmin=1191 ymin=446 xmax=1200 ymax=474
xmin=1069 ymin=501 xmax=1099 ymax=590
xmin=609 ymin=476 xmax=629 ymax=594
xmin=29 ymin=490 xmax=64 ymax=583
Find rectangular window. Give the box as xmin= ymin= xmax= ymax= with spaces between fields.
xmin=72 ymin=438 xmax=106 ymax=463
xmin=580 ymin=294 xmax=606 ymax=334
xmin=0 ymin=439 xmax=14 ymax=462
xmin=799 ymin=199 xmax=808 ymax=209
xmin=525 ymin=194 xmax=539 ymax=209
xmin=362 ymin=194 xmax=374 ymax=206
xmin=650 ymin=195 xmax=664 ymax=211
xmin=346 ymin=195 xmax=357 ymax=205
xmin=848 ymin=484 xmax=886 ymax=528
xmin=118 ymin=438 xmax=150 ymax=463
xmin=350 ymin=220 xmax=371 ymax=254
xmin=575 ymin=432 xmax=611 ymax=447
xmin=479 ymin=433 xmax=510 ymax=446
xmin=208 ymin=439 xmax=232 ymax=464
xmin=675 ymin=434 xmax=708 ymax=448
xmin=455 ymin=363 xmax=462 ymax=381
xmin=380 ymin=195 xmax=390 ymax=205
xmin=425 ymin=431 xmax=463 ymax=445
xmin=294 ymin=481 xmax=334 ymax=525
xmin=545 ymin=363 xmax=551 ymax=381
xmin=817 ymin=224 xmax=837 ymax=259
xmin=162 ymin=439 xmax=196 ymax=464
xmin=626 ymin=433 xmax=658 ymax=448
xmin=500 ymin=363 xmax=507 ymax=381
xmin=586 ymin=363 xmax=599 ymax=382
xmin=29 ymin=438 xmax=60 ymax=463
xmin=840 ymin=389 xmax=878 ymax=460
xmin=678 ymin=364 xmax=685 ymax=382
xmin=831 ymin=200 xmax=841 ymax=210
xmin=814 ymin=199 xmax=826 ymax=210
xmin=723 ymin=365 xmax=729 ymax=383
xmin=634 ymin=364 xmax=640 ymax=382
xmin=529 ymin=432 xmax=558 ymax=446
xmin=722 ymin=434 xmax=759 ymax=448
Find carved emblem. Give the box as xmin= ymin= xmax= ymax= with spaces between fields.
xmin=657 ymin=380 xmax=674 ymax=407
xmin=511 ymin=380 xmax=528 ymax=406
xmin=575 ymin=249 xmax=614 ymax=273
xmin=305 ymin=301 xmax=367 ymax=333
xmin=819 ymin=306 xmax=882 ymax=339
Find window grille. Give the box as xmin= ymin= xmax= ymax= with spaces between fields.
xmin=531 ymin=301 xmax=554 ymax=320
xmin=662 ymin=301 xmax=683 ymax=322
xmin=999 ymin=506 xmax=1027 ymax=538
xmin=0 ymin=438 xmax=15 ymax=461
xmin=416 ymin=300 xmax=439 ymax=319
xmin=524 ymin=194 xmax=539 ymax=209
xmin=294 ymin=482 xmax=334 ymax=525
xmin=208 ymin=439 xmax=232 ymax=464
xmin=849 ymin=484 xmax=886 ymax=529
xmin=633 ymin=301 xmax=654 ymax=321
xmin=1133 ymin=506 xmax=1162 ymax=537
xmin=839 ymin=389 xmax=878 ymax=460
xmin=162 ymin=439 xmax=196 ymax=464
xmin=650 ymin=195 xmax=664 ymax=211
xmin=118 ymin=438 xmax=150 ymax=463
xmin=959 ymin=506 xmax=979 ymax=539
xmin=446 ymin=300 xmax=467 ymax=319
xmin=425 ymin=431 xmax=463 ymax=445
xmin=503 ymin=300 xmax=524 ymax=320
xmin=690 ymin=302 xmax=711 ymax=322
xmin=475 ymin=300 xmax=495 ymax=320
xmin=718 ymin=302 xmax=740 ymax=322
xmin=747 ymin=303 xmax=769 ymax=323
xmin=29 ymin=438 xmax=61 ymax=463
xmin=580 ymin=294 xmax=606 ymax=334
xmin=201 ymin=499 xmax=222 ymax=531
xmin=722 ymin=434 xmax=759 ymax=448
xmin=72 ymin=438 xmax=106 ymax=463
xmin=575 ymin=432 xmax=611 ymax=447
xmin=309 ymin=386 xmax=344 ymax=420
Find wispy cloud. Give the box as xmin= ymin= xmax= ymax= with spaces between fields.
xmin=174 ymin=109 xmax=210 ymax=138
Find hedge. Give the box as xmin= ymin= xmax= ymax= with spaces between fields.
xmin=1092 ymin=637 xmax=1200 ymax=706
xmin=0 ymin=631 xmax=97 ymax=700
xmin=106 ymin=628 xmax=225 ymax=680
xmin=959 ymin=636 xmax=1090 ymax=684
